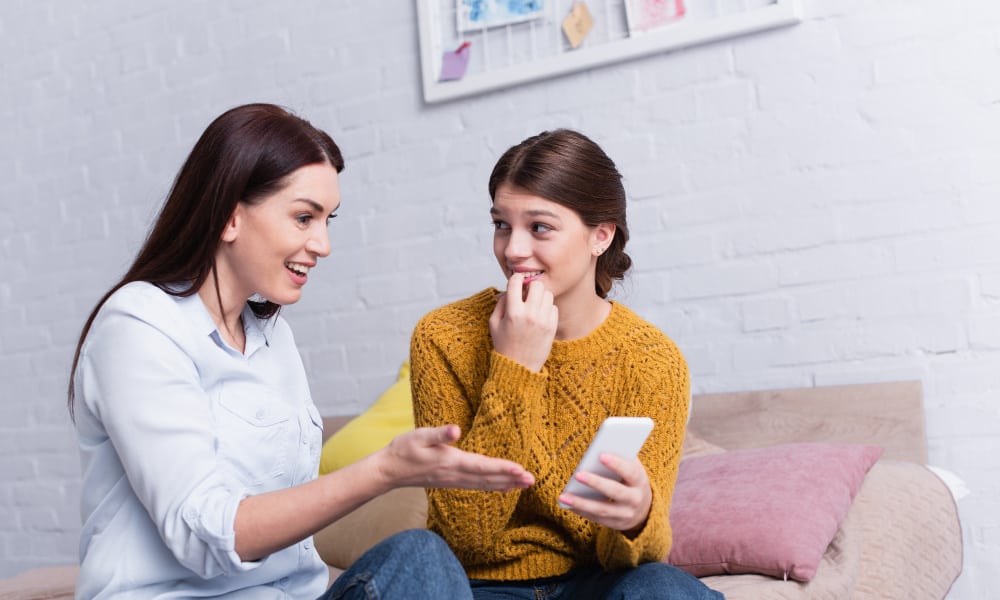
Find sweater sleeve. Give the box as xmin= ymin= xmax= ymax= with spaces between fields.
xmin=594 ymin=336 xmax=690 ymax=570
xmin=409 ymin=305 xmax=547 ymax=564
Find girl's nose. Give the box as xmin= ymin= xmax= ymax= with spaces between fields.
xmin=504 ymin=229 xmax=531 ymax=260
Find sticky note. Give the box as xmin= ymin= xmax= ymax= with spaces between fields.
xmin=562 ymin=2 xmax=594 ymax=49
xmin=440 ymin=42 xmax=471 ymax=81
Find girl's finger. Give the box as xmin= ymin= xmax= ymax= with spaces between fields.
xmin=505 ymin=273 xmax=525 ymax=306
xmin=491 ymin=292 xmax=507 ymax=320
xmin=600 ymin=455 xmax=646 ymax=487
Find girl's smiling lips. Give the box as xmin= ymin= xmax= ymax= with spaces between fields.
xmin=512 ymin=268 xmax=544 ymax=284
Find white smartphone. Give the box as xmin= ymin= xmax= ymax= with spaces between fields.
xmin=558 ymin=416 xmax=655 ymax=508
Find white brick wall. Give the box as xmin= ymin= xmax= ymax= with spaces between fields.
xmin=1 ymin=0 xmax=997 ymax=596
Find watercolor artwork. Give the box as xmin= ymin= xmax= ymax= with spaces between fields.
xmin=625 ymin=0 xmax=686 ymax=35
xmin=457 ymin=0 xmax=547 ymax=32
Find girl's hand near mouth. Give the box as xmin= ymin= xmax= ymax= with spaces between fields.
xmin=489 ymin=272 xmax=558 ymax=372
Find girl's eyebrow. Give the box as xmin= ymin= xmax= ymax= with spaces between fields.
xmin=490 ymin=206 xmax=561 ymax=219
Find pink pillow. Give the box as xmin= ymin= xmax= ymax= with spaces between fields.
xmin=666 ymin=443 xmax=883 ymax=582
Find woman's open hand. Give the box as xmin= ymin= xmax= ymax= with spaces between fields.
xmin=489 ymin=274 xmax=558 ymax=372
xmin=374 ymin=425 xmax=534 ymax=492
xmin=557 ymin=454 xmax=653 ymax=533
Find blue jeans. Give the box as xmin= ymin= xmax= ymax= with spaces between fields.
xmin=318 ymin=529 xmax=472 ymax=600
xmin=470 ymin=562 xmax=725 ymax=600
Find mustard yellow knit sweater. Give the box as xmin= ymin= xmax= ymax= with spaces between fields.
xmin=410 ymin=288 xmax=690 ymax=581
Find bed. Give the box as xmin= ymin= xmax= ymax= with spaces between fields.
xmin=0 ymin=381 xmax=963 ymax=599
xmin=312 ymin=378 xmax=963 ymax=598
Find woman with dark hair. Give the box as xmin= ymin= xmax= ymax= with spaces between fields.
xmin=410 ymin=129 xmax=722 ymax=598
xmin=69 ymin=103 xmax=532 ymax=600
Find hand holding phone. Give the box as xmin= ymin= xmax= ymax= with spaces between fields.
xmin=558 ymin=417 xmax=654 ymax=508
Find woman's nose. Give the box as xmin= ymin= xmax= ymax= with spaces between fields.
xmin=307 ymin=226 xmax=331 ymax=258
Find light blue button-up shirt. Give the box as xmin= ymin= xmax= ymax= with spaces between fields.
xmin=74 ymin=282 xmax=329 ymax=599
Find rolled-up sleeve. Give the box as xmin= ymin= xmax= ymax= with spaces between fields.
xmin=174 ymin=470 xmax=251 ymax=576
xmin=80 ymin=300 xmax=258 ymax=578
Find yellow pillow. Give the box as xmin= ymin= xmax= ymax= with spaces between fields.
xmin=319 ymin=361 xmax=414 ymax=475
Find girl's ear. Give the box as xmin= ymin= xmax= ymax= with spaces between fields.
xmin=220 ymin=205 xmax=242 ymax=243
xmin=593 ymin=223 xmax=616 ymax=247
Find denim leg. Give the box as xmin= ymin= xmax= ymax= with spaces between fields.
xmin=470 ymin=578 xmax=564 ymax=599
xmin=602 ymin=562 xmax=725 ymax=600
xmin=472 ymin=564 xmax=725 ymax=600
xmin=470 ymin=581 xmax=540 ymax=600
xmin=318 ymin=529 xmax=472 ymax=600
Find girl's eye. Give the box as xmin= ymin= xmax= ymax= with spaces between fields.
xmin=532 ymin=223 xmax=552 ymax=233
xmin=492 ymin=220 xmax=510 ymax=231
xmin=296 ymin=214 xmax=312 ymax=226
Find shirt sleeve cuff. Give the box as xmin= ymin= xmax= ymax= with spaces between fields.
xmin=176 ymin=470 xmax=259 ymax=577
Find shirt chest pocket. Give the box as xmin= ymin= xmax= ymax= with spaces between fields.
xmin=216 ymin=383 xmax=295 ymax=488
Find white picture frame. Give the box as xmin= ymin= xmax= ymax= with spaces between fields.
xmin=418 ymin=0 xmax=802 ymax=104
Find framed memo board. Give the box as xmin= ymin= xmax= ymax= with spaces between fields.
xmin=417 ymin=0 xmax=801 ymax=104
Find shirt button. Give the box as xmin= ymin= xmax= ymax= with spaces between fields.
xmin=255 ymin=408 xmax=265 ymax=420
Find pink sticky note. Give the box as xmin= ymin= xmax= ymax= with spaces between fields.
xmin=440 ymin=42 xmax=471 ymax=81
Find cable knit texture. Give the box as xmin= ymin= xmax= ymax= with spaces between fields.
xmin=410 ymin=288 xmax=690 ymax=581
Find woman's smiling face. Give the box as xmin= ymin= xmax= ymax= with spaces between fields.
xmin=221 ymin=162 xmax=340 ymax=306
xmin=491 ymin=184 xmax=604 ymax=306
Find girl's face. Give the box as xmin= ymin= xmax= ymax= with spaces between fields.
xmin=220 ymin=162 xmax=340 ymax=306
xmin=491 ymin=184 xmax=612 ymax=306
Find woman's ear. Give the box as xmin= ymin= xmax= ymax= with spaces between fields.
xmin=220 ymin=205 xmax=242 ymax=243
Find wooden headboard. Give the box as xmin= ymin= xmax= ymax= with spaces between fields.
xmin=687 ymin=380 xmax=927 ymax=463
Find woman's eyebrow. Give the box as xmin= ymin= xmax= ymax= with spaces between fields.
xmin=294 ymin=198 xmax=326 ymax=213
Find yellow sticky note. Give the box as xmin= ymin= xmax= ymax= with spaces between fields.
xmin=562 ymin=2 xmax=593 ymax=49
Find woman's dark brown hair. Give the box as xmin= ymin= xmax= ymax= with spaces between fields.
xmin=488 ymin=128 xmax=631 ymax=298
xmin=68 ymin=103 xmax=344 ymax=417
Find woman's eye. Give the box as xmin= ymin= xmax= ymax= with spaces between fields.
xmin=296 ymin=214 xmax=312 ymax=226
xmin=326 ymin=213 xmax=338 ymax=226
xmin=492 ymin=220 xmax=510 ymax=231
xmin=532 ymin=223 xmax=552 ymax=233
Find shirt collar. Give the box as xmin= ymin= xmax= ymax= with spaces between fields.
xmin=175 ymin=291 xmax=273 ymax=357
xmin=242 ymin=303 xmax=271 ymax=356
